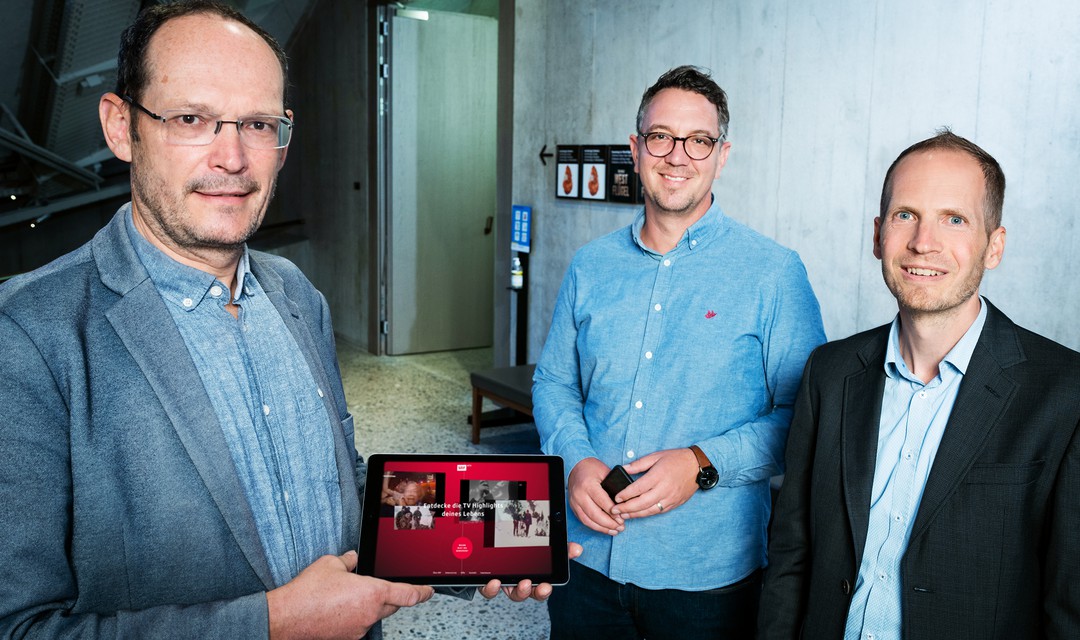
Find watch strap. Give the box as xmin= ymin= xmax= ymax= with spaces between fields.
xmin=690 ymin=444 xmax=712 ymax=470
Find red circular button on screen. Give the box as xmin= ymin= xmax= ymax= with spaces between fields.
xmin=451 ymin=536 xmax=473 ymax=559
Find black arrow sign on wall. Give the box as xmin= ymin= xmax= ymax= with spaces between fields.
xmin=538 ymin=144 xmax=554 ymax=166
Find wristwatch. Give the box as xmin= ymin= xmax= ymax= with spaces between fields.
xmin=690 ymin=445 xmax=719 ymax=490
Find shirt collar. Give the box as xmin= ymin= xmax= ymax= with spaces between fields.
xmin=234 ymin=251 xmax=253 ymax=303
xmin=631 ymin=194 xmax=724 ymax=256
xmin=124 ymin=204 xmax=253 ymax=312
xmin=884 ymin=296 xmax=988 ymax=382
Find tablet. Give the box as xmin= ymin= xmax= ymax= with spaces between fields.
xmin=357 ymin=453 xmax=569 ymax=587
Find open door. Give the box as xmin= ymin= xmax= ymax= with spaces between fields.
xmin=377 ymin=8 xmax=497 ymax=355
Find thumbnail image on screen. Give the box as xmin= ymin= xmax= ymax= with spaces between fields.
xmin=380 ymin=471 xmax=444 ymax=517
xmin=458 ymin=479 xmax=526 ymax=523
xmin=493 ymin=499 xmax=552 ymax=548
xmin=393 ymin=505 xmax=435 ymax=530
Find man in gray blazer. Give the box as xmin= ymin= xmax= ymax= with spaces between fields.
xmin=0 ymin=2 xmax=551 ymax=638
xmin=758 ymin=130 xmax=1080 ymax=639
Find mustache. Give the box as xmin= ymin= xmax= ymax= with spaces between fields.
xmin=185 ymin=175 xmax=261 ymax=195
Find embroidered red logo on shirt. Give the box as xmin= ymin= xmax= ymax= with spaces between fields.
xmin=705 ymin=310 xmax=717 ymax=319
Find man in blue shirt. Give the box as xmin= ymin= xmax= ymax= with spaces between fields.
xmin=534 ymin=65 xmax=825 ymax=639
xmin=758 ymin=130 xmax=1080 ymax=639
xmin=0 ymin=2 xmax=560 ymax=638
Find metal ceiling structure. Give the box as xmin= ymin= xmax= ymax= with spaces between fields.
xmin=0 ymin=0 xmax=316 ymax=230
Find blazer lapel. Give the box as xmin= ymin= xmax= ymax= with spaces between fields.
xmin=95 ymin=211 xmax=276 ymax=589
xmin=841 ymin=330 xmax=889 ymax=560
xmin=909 ymin=305 xmax=1021 ymax=539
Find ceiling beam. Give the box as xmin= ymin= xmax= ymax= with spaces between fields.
xmin=0 ymin=181 xmax=129 ymax=228
xmin=0 ymin=127 xmax=103 ymax=187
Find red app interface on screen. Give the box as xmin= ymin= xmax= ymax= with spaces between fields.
xmin=375 ymin=460 xmax=554 ymax=580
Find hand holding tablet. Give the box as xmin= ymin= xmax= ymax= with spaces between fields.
xmin=478 ymin=541 xmax=583 ymax=601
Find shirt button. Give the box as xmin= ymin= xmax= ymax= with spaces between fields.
xmin=627 ymin=450 xmax=635 ymax=458
xmin=182 ymin=298 xmax=193 ymax=308
xmin=919 ymin=391 xmax=927 ymax=399
xmin=663 ymin=259 xmax=671 ymax=267
xmin=654 ymin=303 xmax=662 ymax=311
xmin=645 ymin=351 xmax=653 ymax=359
xmin=283 ymin=490 xmax=290 ymax=503
xmin=263 ymin=404 xmax=270 ymax=416
xmin=635 ymin=400 xmax=643 ymax=409
xmin=210 ymin=285 xmax=223 ymax=297
xmin=690 ymin=239 xmax=698 ymax=247
xmin=317 ymin=388 xmax=325 ymax=398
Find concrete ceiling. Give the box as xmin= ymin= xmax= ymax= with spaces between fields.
xmin=0 ymin=0 xmax=316 ymax=229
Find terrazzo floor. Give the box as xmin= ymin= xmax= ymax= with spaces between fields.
xmin=338 ymin=342 xmax=550 ymax=640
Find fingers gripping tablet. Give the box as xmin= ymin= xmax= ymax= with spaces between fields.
xmin=357 ymin=454 xmax=569 ymax=587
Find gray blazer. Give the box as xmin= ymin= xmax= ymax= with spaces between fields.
xmin=0 ymin=208 xmax=363 ymax=638
xmin=758 ymin=301 xmax=1080 ymax=640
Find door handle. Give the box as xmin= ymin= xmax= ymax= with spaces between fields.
xmin=484 ymin=216 xmax=493 ymax=235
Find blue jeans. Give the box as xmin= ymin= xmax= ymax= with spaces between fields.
xmin=548 ymin=561 xmax=761 ymax=640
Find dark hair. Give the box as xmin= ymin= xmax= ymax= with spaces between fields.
xmin=116 ymin=0 xmax=290 ymax=109
xmin=636 ymin=65 xmax=729 ymax=139
xmin=880 ymin=128 xmax=1005 ymax=235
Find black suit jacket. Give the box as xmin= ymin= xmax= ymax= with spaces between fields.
xmin=758 ymin=301 xmax=1080 ymax=640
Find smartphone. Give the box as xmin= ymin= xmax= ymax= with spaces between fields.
xmin=601 ymin=465 xmax=634 ymax=501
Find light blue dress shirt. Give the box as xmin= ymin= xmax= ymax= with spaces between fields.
xmin=533 ymin=200 xmax=825 ymax=590
xmin=844 ymin=299 xmax=988 ymax=640
xmin=126 ymin=209 xmax=343 ymax=587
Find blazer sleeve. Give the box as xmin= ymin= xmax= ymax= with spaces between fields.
xmin=757 ymin=351 xmax=820 ymax=640
xmin=0 ymin=312 xmax=270 ymax=639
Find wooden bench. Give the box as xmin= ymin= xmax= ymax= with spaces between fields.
xmin=468 ymin=364 xmax=535 ymax=444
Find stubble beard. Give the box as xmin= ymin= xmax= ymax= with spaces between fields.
xmin=643 ymin=180 xmax=705 ymax=219
xmin=883 ymin=250 xmax=987 ymax=321
xmin=129 ymin=153 xmax=269 ymax=255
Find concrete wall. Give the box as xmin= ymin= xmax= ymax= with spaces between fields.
xmin=512 ymin=0 xmax=1080 ymax=357
xmin=272 ymin=0 xmax=373 ymax=348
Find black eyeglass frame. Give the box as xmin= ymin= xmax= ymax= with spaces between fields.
xmin=638 ymin=131 xmax=723 ymax=161
xmin=122 ymin=94 xmax=293 ymax=149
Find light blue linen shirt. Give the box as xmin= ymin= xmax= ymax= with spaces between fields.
xmin=844 ymin=299 xmax=988 ymax=640
xmin=533 ymin=199 xmax=825 ymax=590
xmin=126 ymin=208 xmax=343 ymax=587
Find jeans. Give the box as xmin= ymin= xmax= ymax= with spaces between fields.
xmin=548 ymin=561 xmax=761 ymax=640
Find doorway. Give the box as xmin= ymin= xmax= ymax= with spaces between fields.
xmin=376 ymin=6 xmax=497 ymax=355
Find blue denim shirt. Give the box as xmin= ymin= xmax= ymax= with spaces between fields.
xmin=126 ymin=208 xmax=343 ymax=587
xmin=533 ymin=200 xmax=825 ymax=590
xmin=844 ymin=300 xmax=987 ymax=640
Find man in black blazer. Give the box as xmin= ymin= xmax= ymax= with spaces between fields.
xmin=758 ymin=130 xmax=1080 ymax=640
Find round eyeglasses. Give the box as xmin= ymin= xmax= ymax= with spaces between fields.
xmin=123 ymin=95 xmax=293 ymax=150
xmin=639 ymin=131 xmax=721 ymax=161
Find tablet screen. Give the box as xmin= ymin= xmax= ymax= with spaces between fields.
xmin=357 ymin=453 xmax=569 ymax=586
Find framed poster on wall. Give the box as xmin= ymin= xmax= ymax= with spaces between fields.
xmin=556 ymin=146 xmax=580 ymax=199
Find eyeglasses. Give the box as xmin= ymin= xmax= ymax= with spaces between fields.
xmin=639 ymin=131 xmax=721 ymax=161
xmin=123 ymin=95 xmax=293 ymax=150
